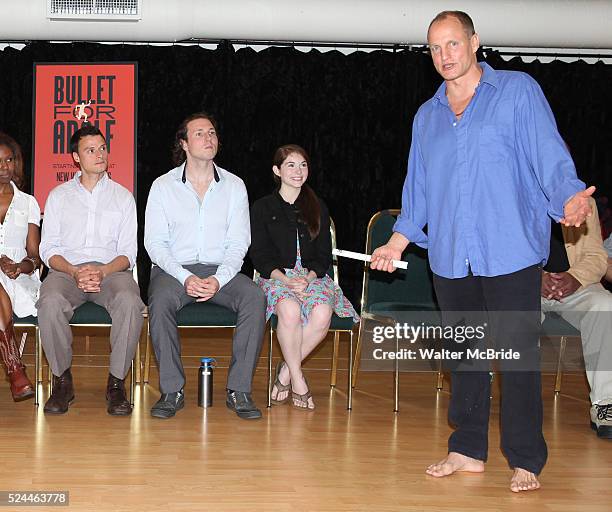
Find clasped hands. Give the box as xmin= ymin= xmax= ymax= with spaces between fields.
xmin=72 ymin=264 xmax=106 ymax=293
xmin=541 ymin=271 xmax=581 ymax=301
xmin=185 ymin=275 xmax=220 ymax=302
xmin=0 ymin=254 xmax=22 ymax=279
xmin=283 ymin=275 xmax=311 ymax=301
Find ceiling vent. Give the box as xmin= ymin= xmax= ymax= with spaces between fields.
xmin=47 ymin=0 xmax=142 ymax=20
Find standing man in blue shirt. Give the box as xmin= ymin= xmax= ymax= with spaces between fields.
xmin=371 ymin=11 xmax=595 ymax=492
xmin=145 ymin=112 xmax=266 ymax=420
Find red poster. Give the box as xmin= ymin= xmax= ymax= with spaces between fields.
xmin=33 ymin=62 xmax=137 ymax=210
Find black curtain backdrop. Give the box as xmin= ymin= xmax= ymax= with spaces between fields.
xmin=1 ymin=42 xmax=611 ymax=306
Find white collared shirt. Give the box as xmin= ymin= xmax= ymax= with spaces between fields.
xmin=40 ymin=172 xmax=138 ymax=267
xmin=144 ymin=163 xmax=250 ymax=288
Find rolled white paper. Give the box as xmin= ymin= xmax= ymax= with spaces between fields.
xmin=333 ymin=249 xmax=408 ymax=269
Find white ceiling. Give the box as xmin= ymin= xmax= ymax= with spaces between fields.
xmin=1 ymin=0 xmax=612 ymax=49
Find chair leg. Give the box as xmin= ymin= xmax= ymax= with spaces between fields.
xmin=36 ymin=327 xmax=43 ymax=384
xmin=347 ymin=330 xmax=353 ymax=411
xmin=144 ymin=323 xmax=151 ymax=384
xmin=135 ymin=323 xmax=145 ymax=384
xmin=436 ymin=358 xmax=444 ymax=390
xmin=555 ymin=336 xmax=567 ymax=393
xmin=130 ymin=359 xmax=135 ymax=406
xmin=267 ymin=324 xmax=274 ymax=408
xmin=393 ymin=334 xmax=399 ymax=413
xmin=35 ymin=327 xmax=40 ymax=406
xmin=352 ymin=321 xmax=364 ymax=388
xmin=330 ymin=331 xmax=339 ymax=388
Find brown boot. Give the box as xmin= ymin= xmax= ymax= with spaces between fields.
xmin=43 ymin=369 xmax=74 ymax=414
xmin=0 ymin=320 xmax=34 ymax=401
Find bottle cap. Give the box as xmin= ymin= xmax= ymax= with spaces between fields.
xmin=200 ymin=357 xmax=216 ymax=365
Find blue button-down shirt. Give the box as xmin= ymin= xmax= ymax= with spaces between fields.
xmin=144 ymin=163 xmax=250 ymax=288
xmin=393 ymin=62 xmax=585 ymax=279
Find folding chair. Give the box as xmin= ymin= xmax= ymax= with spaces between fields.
xmin=36 ymin=265 xmax=145 ymax=406
xmin=541 ymin=312 xmax=581 ymax=393
xmin=352 ymin=209 xmax=440 ymax=412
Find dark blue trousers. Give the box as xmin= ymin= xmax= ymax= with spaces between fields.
xmin=433 ymin=264 xmax=547 ymax=475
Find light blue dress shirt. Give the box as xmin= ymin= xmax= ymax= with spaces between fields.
xmin=604 ymin=233 xmax=612 ymax=258
xmin=144 ymin=163 xmax=250 ymax=288
xmin=393 ymin=62 xmax=586 ymax=279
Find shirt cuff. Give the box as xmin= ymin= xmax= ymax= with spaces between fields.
xmin=174 ymin=268 xmax=193 ymax=287
xmin=42 ymin=249 xmax=64 ymax=268
xmin=212 ymin=267 xmax=236 ymax=289
xmin=549 ymin=180 xmax=585 ymax=221
xmin=392 ymin=216 xmax=428 ymax=248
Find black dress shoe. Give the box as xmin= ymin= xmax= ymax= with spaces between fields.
xmin=106 ymin=374 xmax=132 ymax=416
xmin=226 ymin=389 xmax=262 ymax=419
xmin=151 ymin=390 xmax=184 ymax=419
xmin=43 ymin=369 xmax=75 ymax=415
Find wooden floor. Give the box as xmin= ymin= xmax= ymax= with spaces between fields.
xmin=1 ymin=329 xmax=610 ymax=512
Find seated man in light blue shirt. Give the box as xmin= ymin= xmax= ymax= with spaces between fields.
xmin=38 ymin=124 xmax=145 ymax=416
xmin=604 ymin=233 xmax=612 ymax=283
xmin=145 ymin=112 xmax=266 ymax=420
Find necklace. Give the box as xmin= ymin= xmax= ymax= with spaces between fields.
xmin=450 ymin=68 xmax=483 ymax=118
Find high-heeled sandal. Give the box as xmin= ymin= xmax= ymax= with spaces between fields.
xmin=291 ymin=375 xmax=315 ymax=411
xmin=270 ymin=360 xmax=291 ymax=405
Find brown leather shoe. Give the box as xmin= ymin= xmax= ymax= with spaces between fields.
xmin=43 ymin=369 xmax=75 ymax=414
xmin=106 ymin=374 xmax=132 ymax=416
xmin=7 ymin=365 xmax=35 ymax=401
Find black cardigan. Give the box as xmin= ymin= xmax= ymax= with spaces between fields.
xmin=250 ymin=191 xmax=332 ymax=279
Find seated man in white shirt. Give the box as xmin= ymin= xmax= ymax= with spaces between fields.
xmin=145 ymin=112 xmax=266 ymax=420
xmin=541 ymin=199 xmax=612 ymax=438
xmin=38 ymin=124 xmax=144 ymax=416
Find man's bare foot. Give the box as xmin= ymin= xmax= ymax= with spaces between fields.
xmin=425 ymin=452 xmax=485 ymax=477
xmin=510 ymin=468 xmax=540 ymax=493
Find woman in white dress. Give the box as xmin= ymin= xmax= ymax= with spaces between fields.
xmin=0 ymin=132 xmax=41 ymax=401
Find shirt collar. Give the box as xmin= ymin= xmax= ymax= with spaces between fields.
xmin=73 ymin=170 xmax=109 ymax=192
xmin=478 ymin=62 xmax=498 ymax=88
xmin=433 ymin=61 xmax=498 ymax=105
xmin=178 ymin=162 xmax=221 ymax=183
xmin=274 ymin=189 xmax=300 ymax=208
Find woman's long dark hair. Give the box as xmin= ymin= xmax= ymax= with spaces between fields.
xmin=272 ymin=144 xmax=321 ymax=239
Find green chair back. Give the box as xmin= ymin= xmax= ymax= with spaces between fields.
xmin=361 ymin=209 xmax=438 ymax=314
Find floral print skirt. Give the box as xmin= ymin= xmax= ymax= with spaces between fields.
xmin=257 ymin=236 xmax=360 ymax=325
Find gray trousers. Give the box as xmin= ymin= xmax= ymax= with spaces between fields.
xmin=542 ymin=283 xmax=612 ymax=404
xmin=37 ymin=269 xmax=145 ymax=379
xmin=148 ymin=265 xmax=266 ymax=394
